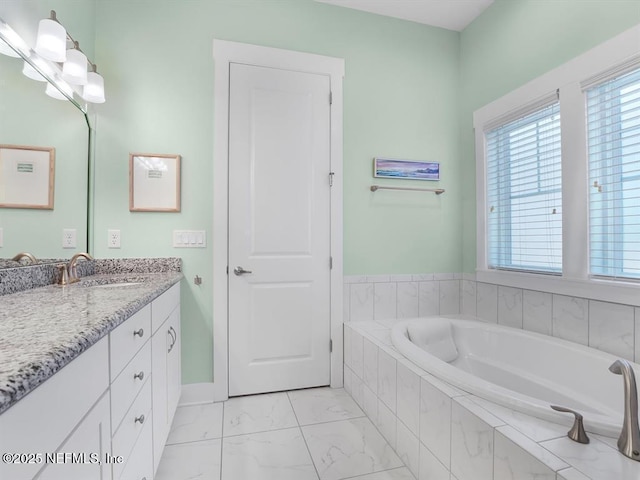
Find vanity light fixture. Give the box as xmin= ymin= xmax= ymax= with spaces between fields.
xmin=45 ymin=80 xmax=74 ymax=101
xmin=24 ymin=10 xmax=106 ymax=104
xmin=22 ymin=60 xmax=48 ymax=81
xmin=0 ymin=38 xmax=20 ymax=58
xmin=34 ymin=11 xmax=66 ymax=62
xmin=82 ymin=64 xmax=105 ymax=103
xmin=62 ymin=43 xmax=88 ymax=85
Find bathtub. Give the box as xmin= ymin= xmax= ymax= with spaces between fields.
xmin=390 ymin=316 xmax=634 ymax=437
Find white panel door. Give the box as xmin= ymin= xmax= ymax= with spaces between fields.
xmin=228 ymin=63 xmax=331 ymax=396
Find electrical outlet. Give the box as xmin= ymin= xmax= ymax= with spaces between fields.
xmin=62 ymin=229 xmax=77 ymax=249
xmin=108 ymin=229 xmax=121 ymax=248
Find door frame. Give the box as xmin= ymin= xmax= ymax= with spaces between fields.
xmin=212 ymin=40 xmax=344 ymax=401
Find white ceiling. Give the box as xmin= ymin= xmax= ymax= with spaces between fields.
xmin=315 ymin=0 xmax=494 ymax=31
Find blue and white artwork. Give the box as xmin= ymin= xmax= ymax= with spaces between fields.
xmin=373 ymin=158 xmax=440 ymax=181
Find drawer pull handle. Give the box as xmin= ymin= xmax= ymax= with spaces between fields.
xmin=135 ymin=414 xmax=145 ymax=424
xmin=134 ymin=371 xmax=145 ymax=381
xmin=133 ymin=328 xmax=144 ymax=338
xmin=168 ymin=326 xmax=177 ymax=353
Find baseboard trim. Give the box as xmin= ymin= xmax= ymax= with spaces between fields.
xmin=178 ymin=382 xmax=217 ymax=406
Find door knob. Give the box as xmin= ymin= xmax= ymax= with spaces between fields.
xmin=233 ymin=266 xmax=252 ymax=276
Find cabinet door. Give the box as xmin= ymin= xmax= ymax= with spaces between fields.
xmin=167 ymin=307 xmax=182 ymax=418
xmin=151 ymin=319 xmax=169 ymax=473
xmin=38 ymin=393 xmax=111 ymax=480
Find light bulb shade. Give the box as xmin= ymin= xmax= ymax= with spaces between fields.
xmin=83 ymin=71 xmax=105 ymax=103
xmin=35 ymin=18 xmax=66 ymax=62
xmin=22 ymin=59 xmax=49 ymax=82
xmin=0 ymin=38 xmax=20 ymax=57
xmin=62 ymin=49 xmax=87 ymax=85
xmin=45 ymin=81 xmax=73 ymax=101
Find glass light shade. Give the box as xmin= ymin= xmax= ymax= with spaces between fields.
xmin=0 ymin=38 xmax=20 ymax=57
xmin=45 ymin=81 xmax=73 ymax=101
xmin=35 ymin=18 xmax=66 ymax=62
xmin=22 ymin=59 xmax=51 ymax=81
xmin=62 ymin=49 xmax=87 ymax=85
xmin=82 ymin=71 xmax=105 ymax=103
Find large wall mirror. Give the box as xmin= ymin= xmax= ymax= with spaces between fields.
xmin=0 ymin=5 xmax=93 ymax=267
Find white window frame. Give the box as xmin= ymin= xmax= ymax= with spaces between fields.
xmin=474 ymin=24 xmax=640 ymax=307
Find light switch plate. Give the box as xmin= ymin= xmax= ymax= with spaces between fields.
xmin=173 ymin=230 xmax=206 ymax=248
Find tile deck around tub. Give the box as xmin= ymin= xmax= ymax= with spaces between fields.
xmin=156 ymin=387 xmax=414 ymax=480
xmin=345 ymin=318 xmax=640 ymax=480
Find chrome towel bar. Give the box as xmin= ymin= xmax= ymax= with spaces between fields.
xmin=370 ymin=185 xmax=445 ymax=195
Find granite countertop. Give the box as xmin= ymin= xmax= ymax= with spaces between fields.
xmin=0 ymin=271 xmax=183 ymax=414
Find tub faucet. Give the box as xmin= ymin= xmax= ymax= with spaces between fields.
xmin=66 ymin=252 xmax=93 ymax=283
xmin=609 ymin=359 xmax=640 ymax=461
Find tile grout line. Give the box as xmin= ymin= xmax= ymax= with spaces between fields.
xmin=286 ymin=390 xmax=322 ymax=480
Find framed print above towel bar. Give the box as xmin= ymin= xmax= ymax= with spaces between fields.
xmin=373 ymin=157 xmax=440 ymax=181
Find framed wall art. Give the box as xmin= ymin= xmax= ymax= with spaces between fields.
xmin=0 ymin=144 xmax=55 ymax=209
xmin=373 ymin=157 xmax=440 ymax=181
xmin=129 ymin=153 xmax=181 ymax=212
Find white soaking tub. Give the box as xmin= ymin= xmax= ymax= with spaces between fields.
xmin=390 ymin=316 xmax=634 ymax=437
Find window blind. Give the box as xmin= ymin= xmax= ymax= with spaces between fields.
xmin=588 ymin=66 xmax=640 ymax=279
xmin=486 ymin=102 xmax=562 ymax=273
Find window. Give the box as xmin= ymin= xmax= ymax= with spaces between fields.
xmin=588 ymin=67 xmax=640 ymax=279
xmin=485 ymin=102 xmax=562 ymax=273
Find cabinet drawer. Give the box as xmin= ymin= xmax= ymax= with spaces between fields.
xmin=117 ymin=414 xmax=153 ymax=480
xmin=111 ymin=340 xmax=152 ymax=433
xmin=151 ymin=283 xmax=180 ymax=334
xmin=112 ymin=380 xmax=152 ymax=479
xmin=110 ymin=305 xmax=151 ymax=381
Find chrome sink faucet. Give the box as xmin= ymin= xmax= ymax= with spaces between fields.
xmin=66 ymin=252 xmax=93 ymax=283
xmin=609 ymin=359 xmax=640 ymax=461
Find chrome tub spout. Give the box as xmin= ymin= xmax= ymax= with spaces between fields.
xmin=609 ymin=359 xmax=640 ymax=461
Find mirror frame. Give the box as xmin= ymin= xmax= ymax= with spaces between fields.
xmin=0 ymin=16 xmax=93 ymax=265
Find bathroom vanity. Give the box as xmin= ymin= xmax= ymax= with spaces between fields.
xmin=0 ymin=266 xmax=182 ymax=480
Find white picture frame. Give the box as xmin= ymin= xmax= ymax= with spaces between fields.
xmin=129 ymin=153 xmax=181 ymax=212
xmin=0 ymin=144 xmax=55 ymax=209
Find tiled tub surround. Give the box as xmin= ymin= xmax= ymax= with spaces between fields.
xmin=0 ymin=259 xmax=182 ymax=414
xmin=344 ymin=320 xmax=640 ymax=480
xmin=460 ymin=277 xmax=640 ymax=362
xmin=344 ymin=274 xmax=463 ymax=323
xmin=346 ymin=272 xmax=640 ymax=364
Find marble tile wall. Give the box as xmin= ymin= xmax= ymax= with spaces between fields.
xmin=344 ymin=320 xmax=640 ymax=480
xmin=344 ymin=274 xmax=462 ymax=323
xmin=460 ymin=276 xmax=640 ymax=362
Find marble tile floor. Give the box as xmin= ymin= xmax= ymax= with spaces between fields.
xmin=155 ymin=387 xmax=415 ymax=480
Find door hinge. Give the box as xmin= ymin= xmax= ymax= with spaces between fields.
xmin=329 ymin=91 xmax=333 ymax=105
xmin=226 ymin=266 xmax=229 ymax=275
xmin=330 ymin=256 xmax=333 ymax=269
xmin=329 ymin=172 xmax=335 ymax=187
xmin=330 ymin=339 xmax=333 ymax=352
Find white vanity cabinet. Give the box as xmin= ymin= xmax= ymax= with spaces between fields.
xmin=0 ymin=280 xmax=182 ymax=480
xmin=150 ymin=283 xmax=181 ymax=473
xmin=0 ymin=337 xmax=110 ymax=480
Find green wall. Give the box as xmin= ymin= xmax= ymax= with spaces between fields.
xmin=459 ymin=0 xmax=640 ymax=272
xmin=92 ymin=0 xmax=460 ymax=383
xmin=90 ymin=0 xmax=640 ymax=384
